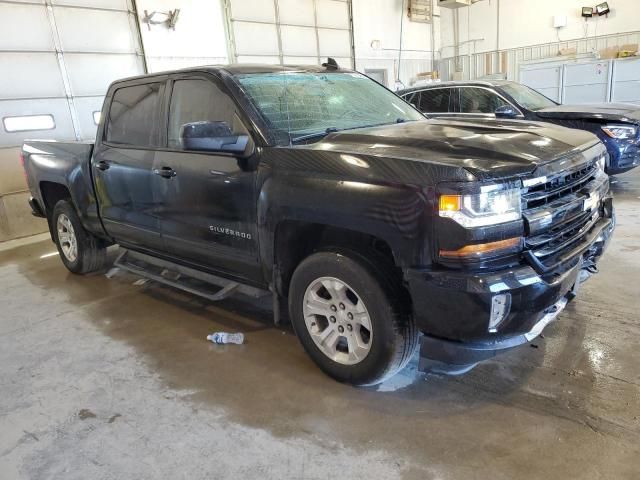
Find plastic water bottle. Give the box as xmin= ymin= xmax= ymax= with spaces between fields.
xmin=207 ymin=332 xmax=245 ymax=345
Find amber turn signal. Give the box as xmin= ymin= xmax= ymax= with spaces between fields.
xmin=439 ymin=194 xmax=461 ymax=212
xmin=440 ymin=237 xmax=522 ymax=259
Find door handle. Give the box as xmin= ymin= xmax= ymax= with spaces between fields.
xmin=96 ymin=160 xmax=110 ymax=171
xmin=153 ymin=166 xmax=177 ymax=178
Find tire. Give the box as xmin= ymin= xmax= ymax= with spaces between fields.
xmin=288 ymin=250 xmax=418 ymax=386
xmin=51 ymin=200 xmax=106 ymax=274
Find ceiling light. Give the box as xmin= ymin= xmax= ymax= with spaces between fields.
xmin=582 ymin=7 xmax=593 ymax=17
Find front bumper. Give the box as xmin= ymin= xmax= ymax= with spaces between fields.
xmin=406 ymin=199 xmax=615 ymax=371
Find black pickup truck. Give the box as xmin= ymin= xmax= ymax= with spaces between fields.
xmin=22 ymin=64 xmax=615 ymax=385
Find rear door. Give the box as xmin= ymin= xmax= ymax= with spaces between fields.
xmin=92 ymin=80 xmax=166 ymax=251
xmin=154 ymin=73 xmax=262 ymax=282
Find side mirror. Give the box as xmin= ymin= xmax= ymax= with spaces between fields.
xmin=495 ymin=105 xmax=519 ymax=119
xmin=180 ymin=121 xmax=252 ymax=156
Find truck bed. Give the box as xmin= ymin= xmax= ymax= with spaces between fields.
xmin=22 ymin=140 xmax=102 ymax=237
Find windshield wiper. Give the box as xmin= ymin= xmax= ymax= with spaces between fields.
xmin=291 ymin=127 xmax=339 ymax=144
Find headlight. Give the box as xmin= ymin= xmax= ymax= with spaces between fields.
xmin=601 ymin=125 xmax=638 ymax=140
xmin=439 ymin=188 xmax=522 ymax=228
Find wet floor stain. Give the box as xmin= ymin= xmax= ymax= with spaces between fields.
xmin=78 ymin=409 xmax=97 ymax=420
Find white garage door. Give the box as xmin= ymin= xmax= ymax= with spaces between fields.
xmin=520 ymin=64 xmax=563 ymax=103
xmin=0 ymin=0 xmax=145 ymax=147
xmin=611 ymin=57 xmax=640 ymax=105
xmin=562 ymin=61 xmax=611 ymax=105
xmin=224 ymin=0 xmax=354 ymax=68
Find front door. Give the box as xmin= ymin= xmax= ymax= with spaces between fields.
xmin=93 ymin=81 xmax=166 ymax=251
xmin=154 ymin=75 xmax=262 ymax=282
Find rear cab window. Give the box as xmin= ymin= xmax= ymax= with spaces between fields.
xmin=106 ymin=82 xmax=165 ymax=147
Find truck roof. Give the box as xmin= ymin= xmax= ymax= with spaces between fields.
xmin=110 ymin=63 xmax=352 ymax=85
xmin=397 ymin=80 xmax=515 ymax=96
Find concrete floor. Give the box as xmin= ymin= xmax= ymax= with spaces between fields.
xmin=1 ymin=171 xmax=639 ymax=480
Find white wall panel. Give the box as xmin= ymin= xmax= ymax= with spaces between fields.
xmin=0 ymin=3 xmax=54 ymax=51
xmin=280 ymin=26 xmax=317 ymax=57
xmin=278 ymin=0 xmax=315 ymax=26
xmin=318 ymin=28 xmax=351 ymax=57
xmin=0 ymin=99 xmax=75 ymax=145
xmin=316 ymin=0 xmax=349 ymax=29
xmin=52 ymin=0 xmax=130 ymax=10
xmin=146 ymin=56 xmax=227 ymax=73
xmin=283 ymin=56 xmax=320 ymax=65
xmin=228 ymin=0 xmax=353 ymax=67
xmin=237 ymin=55 xmax=280 ymax=64
xmin=54 ymin=7 xmax=137 ymax=53
xmin=73 ymin=96 xmax=105 ymax=141
xmin=520 ymin=65 xmax=563 ymax=103
xmin=230 ymin=0 xmax=275 ymax=22
xmin=64 ymin=53 xmax=143 ymax=96
xmin=0 ymin=53 xmax=65 ymax=99
xmin=612 ymin=58 xmax=640 ymax=104
xmin=137 ymin=0 xmax=228 ymax=60
xmin=234 ymin=22 xmax=280 ymax=56
xmin=563 ymin=61 xmax=610 ymax=104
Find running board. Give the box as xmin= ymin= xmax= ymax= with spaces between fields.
xmin=112 ymin=249 xmax=269 ymax=303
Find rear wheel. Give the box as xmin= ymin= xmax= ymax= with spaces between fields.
xmin=289 ymin=250 xmax=418 ymax=386
xmin=52 ymin=200 xmax=106 ymax=274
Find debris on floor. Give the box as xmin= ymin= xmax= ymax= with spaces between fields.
xmin=133 ymin=279 xmax=148 ymax=286
xmin=206 ymin=332 xmax=245 ymax=345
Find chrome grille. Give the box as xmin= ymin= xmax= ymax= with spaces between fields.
xmin=522 ymin=156 xmax=606 ymax=270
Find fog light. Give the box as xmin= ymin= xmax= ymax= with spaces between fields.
xmin=489 ymin=293 xmax=511 ymax=332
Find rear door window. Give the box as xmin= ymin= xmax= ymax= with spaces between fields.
xmin=459 ymin=87 xmax=504 ymax=114
xmin=418 ymin=88 xmax=453 ymax=113
xmin=106 ymin=82 xmax=164 ymax=147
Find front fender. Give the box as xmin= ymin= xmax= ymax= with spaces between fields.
xmin=257 ymin=171 xmax=434 ymax=277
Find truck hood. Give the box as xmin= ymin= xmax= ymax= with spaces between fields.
xmin=310 ymin=119 xmax=600 ymax=181
xmin=536 ymin=103 xmax=640 ymax=123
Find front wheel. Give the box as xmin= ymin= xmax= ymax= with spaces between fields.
xmin=288 ymin=250 xmax=418 ymax=386
xmin=52 ymin=200 xmax=106 ymax=274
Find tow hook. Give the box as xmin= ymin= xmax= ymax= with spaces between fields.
xmin=582 ymin=257 xmax=599 ymax=275
xmin=586 ymin=263 xmax=599 ymax=274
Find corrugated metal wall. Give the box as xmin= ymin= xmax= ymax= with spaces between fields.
xmin=0 ymin=0 xmax=146 ymax=240
xmin=223 ymin=0 xmax=354 ymax=67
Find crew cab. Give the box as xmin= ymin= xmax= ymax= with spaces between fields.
xmin=398 ymin=80 xmax=640 ymax=174
xmin=22 ymin=64 xmax=614 ymax=385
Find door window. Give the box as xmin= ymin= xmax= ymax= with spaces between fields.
xmin=459 ymin=88 xmax=505 ymax=114
xmin=106 ymin=83 xmax=164 ymax=147
xmin=418 ymin=88 xmax=453 ymax=113
xmin=168 ymin=78 xmax=246 ymax=150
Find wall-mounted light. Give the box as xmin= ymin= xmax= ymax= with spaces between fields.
xmin=595 ymin=2 xmax=610 ymax=16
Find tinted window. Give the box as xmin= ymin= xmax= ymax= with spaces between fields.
xmin=402 ymin=91 xmax=421 ymax=109
xmin=418 ymin=89 xmax=452 ymax=113
xmin=106 ymin=83 xmax=163 ymax=146
xmin=459 ymin=87 xmax=505 ymax=114
xmin=168 ymin=78 xmax=245 ymax=150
